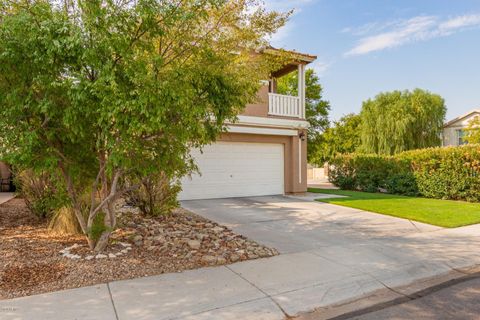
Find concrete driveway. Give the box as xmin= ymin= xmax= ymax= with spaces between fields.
xmin=182 ymin=195 xmax=443 ymax=254
xmin=182 ymin=195 xmax=480 ymax=317
xmin=3 ymin=195 xmax=480 ymax=320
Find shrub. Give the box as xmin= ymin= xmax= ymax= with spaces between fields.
xmin=15 ymin=169 xmax=68 ymax=219
xmin=127 ymin=173 xmax=181 ymax=217
xmin=48 ymin=206 xmax=82 ymax=235
xmin=329 ymin=145 xmax=480 ymax=202
xmin=89 ymin=211 xmax=108 ymax=242
xmin=328 ymin=155 xmax=356 ymax=190
xmin=399 ymin=146 xmax=480 ymax=202
xmin=329 ymin=154 xmax=411 ymax=193
xmin=384 ymin=172 xmax=419 ymax=196
xmin=351 ymin=155 xmax=393 ymax=192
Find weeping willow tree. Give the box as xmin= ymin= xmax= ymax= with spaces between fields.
xmin=360 ymin=89 xmax=446 ymax=155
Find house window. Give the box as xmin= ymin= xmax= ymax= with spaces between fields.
xmin=457 ymin=129 xmax=466 ymax=145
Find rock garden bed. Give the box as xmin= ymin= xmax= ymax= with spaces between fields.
xmin=0 ymin=198 xmax=278 ymax=300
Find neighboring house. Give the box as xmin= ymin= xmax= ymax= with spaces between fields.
xmin=178 ymin=49 xmax=315 ymax=200
xmin=442 ymin=109 xmax=480 ymax=146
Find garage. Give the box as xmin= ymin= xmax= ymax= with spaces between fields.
xmin=178 ymin=142 xmax=284 ymax=200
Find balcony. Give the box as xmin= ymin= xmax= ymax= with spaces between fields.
xmin=267 ymin=63 xmax=306 ymax=119
xmin=268 ymin=93 xmax=304 ymax=119
xmin=242 ymin=58 xmax=310 ymax=120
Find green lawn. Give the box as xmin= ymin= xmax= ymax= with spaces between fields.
xmin=308 ymin=188 xmax=480 ymax=228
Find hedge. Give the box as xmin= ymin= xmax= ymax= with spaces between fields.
xmin=328 ymin=145 xmax=480 ymax=202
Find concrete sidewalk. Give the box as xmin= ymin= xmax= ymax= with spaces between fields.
xmin=0 ymin=192 xmax=14 ymax=205
xmin=2 ymin=195 xmax=480 ymax=319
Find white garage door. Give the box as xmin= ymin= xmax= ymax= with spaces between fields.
xmin=179 ymin=142 xmax=284 ymax=200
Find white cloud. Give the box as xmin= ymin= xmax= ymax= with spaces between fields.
xmin=345 ymin=13 xmax=480 ymax=56
xmin=439 ymin=14 xmax=480 ymax=33
xmin=345 ymin=16 xmax=437 ymax=56
xmin=341 ymin=20 xmax=402 ymax=36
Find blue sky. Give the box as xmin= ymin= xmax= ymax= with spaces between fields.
xmin=264 ymin=0 xmax=480 ymax=122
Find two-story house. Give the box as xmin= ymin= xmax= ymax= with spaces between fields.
xmin=442 ymin=109 xmax=480 ymax=146
xmin=178 ymin=49 xmax=315 ymax=200
xmin=0 ymin=161 xmax=12 ymax=192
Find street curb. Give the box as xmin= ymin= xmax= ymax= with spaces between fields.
xmin=295 ymin=265 xmax=480 ymax=320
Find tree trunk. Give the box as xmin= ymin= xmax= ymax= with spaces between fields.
xmin=93 ymin=194 xmax=118 ymax=252
xmin=86 ymin=236 xmax=96 ymax=250
xmin=58 ymin=161 xmax=88 ymax=234
xmin=58 ymin=153 xmax=125 ymax=253
xmin=93 ymin=230 xmax=112 ymax=253
xmin=87 ymin=169 xmax=122 ymax=252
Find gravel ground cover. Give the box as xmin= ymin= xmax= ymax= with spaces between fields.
xmin=0 ymin=198 xmax=278 ymax=300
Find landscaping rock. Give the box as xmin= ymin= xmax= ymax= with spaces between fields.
xmin=196 ymin=233 xmax=208 ymax=240
xmin=1 ymin=198 xmax=279 ymax=300
xmin=201 ymin=255 xmax=217 ymax=264
xmin=143 ymin=239 xmax=153 ymax=247
xmin=187 ymin=240 xmax=201 ymax=250
xmin=153 ymin=235 xmax=165 ymax=245
xmin=212 ymin=226 xmax=224 ymax=233
xmin=119 ymin=242 xmax=131 ymax=248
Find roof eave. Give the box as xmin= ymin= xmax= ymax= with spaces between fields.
xmin=263 ymin=46 xmax=317 ymax=64
xmin=443 ymin=109 xmax=480 ymax=128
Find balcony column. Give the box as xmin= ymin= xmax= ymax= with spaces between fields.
xmin=271 ymin=77 xmax=277 ymax=93
xmin=297 ymin=64 xmax=306 ymax=119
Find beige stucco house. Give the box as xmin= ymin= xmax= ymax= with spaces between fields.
xmin=0 ymin=161 xmax=12 ymax=192
xmin=178 ymin=49 xmax=315 ymax=200
xmin=442 ymin=109 xmax=480 ymax=147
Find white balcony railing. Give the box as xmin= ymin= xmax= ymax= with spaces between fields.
xmin=268 ymin=93 xmax=304 ymax=118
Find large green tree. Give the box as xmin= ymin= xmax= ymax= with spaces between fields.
xmin=276 ymin=68 xmax=330 ymax=160
xmin=360 ymin=89 xmax=446 ymax=155
xmin=310 ymin=114 xmax=361 ymax=165
xmin=0 ymin=0 xmax=288 ymax=252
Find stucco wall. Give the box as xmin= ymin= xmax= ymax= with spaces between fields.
xmin=243 ymin=85 xmax=269 ymax=117
xmin=443 ymin=126 xmax=462 ymax=146
xmin=0 ymin=161 xmax=11 ymax=180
